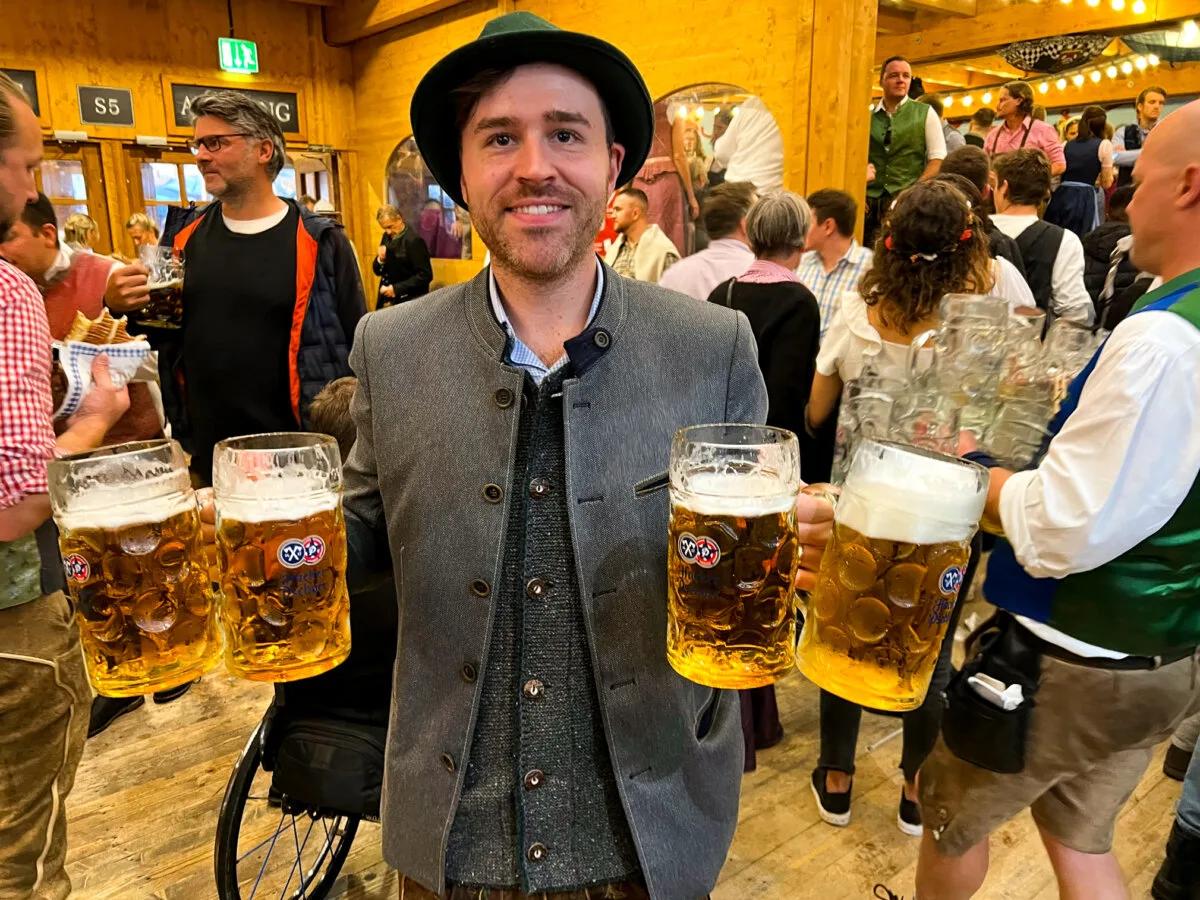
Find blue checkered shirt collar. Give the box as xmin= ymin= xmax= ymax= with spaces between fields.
xmin=488 ymin=258 xmax=605 ymax=384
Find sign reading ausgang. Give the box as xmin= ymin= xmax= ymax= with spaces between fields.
xmin=78 ymin=86 xmax=134 ymax=127
xmin=2 ymin=69 xmax=39 ymax=116
xmin=170 ymin=83 xmax=299 ymax=134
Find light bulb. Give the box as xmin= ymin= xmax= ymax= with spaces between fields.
xmin=1132 ymin=0 xmax=1146 ymax=11
xmin=1106 ymin=65 xmax=1118 ymax=78
xmin=1085 ymin=0 xmax=1099 ymax=6
xmin=695 ymin=105 xmax=705 ymax=119
xmin=1149 ymin=53 xmax=1160 ymax=65
xmin=1111 ymin=0 xmax=1124 ymax=10
xmin=1136 ymin=55 xmax=1147 ymax=69
xmin=1056 ymin=77 xmax=1068 ymax=90
xmin=962 ymin=94 xmax=973 ymax=107
xmin=1184 ymin=19 xmax=1200 ymax=41
xmin=944 ymin=96 xmax=954 ymax=108
xmin=1073 ymin=73 xmax=1086 ymax=86
xmin=1090 ymin=70 xmax=1102 ymax=82
xmin=677 ymin=105 xmax=689 ymax=119
xmin=1121 ymin=60 xmax=1133 ymax=74
xmin=1039 ymin=81 xmax=1050 ymax=94
xmin=982 ymin=91 xmax=993 ymax=104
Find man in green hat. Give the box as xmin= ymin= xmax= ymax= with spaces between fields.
xmin=339 ymin=11 xmax=831 ymax=900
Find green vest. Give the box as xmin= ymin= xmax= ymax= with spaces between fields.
xmin=867 ymin=100 xmax=930 ymax=200
xmin=0 ymin=532 xmax=42 ymax=611
xmin=1049 ymin=270 xmax=1200 ymax=654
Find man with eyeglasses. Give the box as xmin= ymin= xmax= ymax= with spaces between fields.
xmin=107 ymin=90 xmax=366 ymax=484
xmin=864 ymin=56 xmax=946 ymax=247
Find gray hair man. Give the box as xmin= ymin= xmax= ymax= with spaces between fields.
xmin=109 ymin=88 xmax=365 ymax=485
xmin=373 ymin=203 xmax=432 ymax=307
xmin=336 ymin=11 xmax=829 ymax=899
xmin=0 ymin=71 xmax=129 ymax=900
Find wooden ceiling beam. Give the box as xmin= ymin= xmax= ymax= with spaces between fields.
xmin=891 ymin=0 xmax=976 ymax=16
xmin=877 ymin=7 xmax=918 ymax=32
xmin=876 ymin=0 xmax=1199 ymax=64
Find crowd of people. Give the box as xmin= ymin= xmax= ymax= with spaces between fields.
xmin=1 ymin=11 xmax=1198 ymax=900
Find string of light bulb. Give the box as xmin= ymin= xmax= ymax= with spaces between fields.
xmin=940 ymin=51 xmax=1162 ymax=112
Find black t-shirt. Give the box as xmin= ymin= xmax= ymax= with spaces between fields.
xmin=182 ymin=205 xmax=299 ymax=480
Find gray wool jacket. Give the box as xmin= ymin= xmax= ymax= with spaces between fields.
xmin=342 ymin=265 xmax=768 ymax=899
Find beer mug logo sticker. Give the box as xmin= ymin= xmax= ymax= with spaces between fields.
xmin=277 ymin=535 xmax=327 ymax=569
xmin=940 ymin=565 xmax=964 ymax=595
xmin=64 ymin=553 xmax=91 ymax=582
xmin=677 ymin=532 xmax=721 ymax=569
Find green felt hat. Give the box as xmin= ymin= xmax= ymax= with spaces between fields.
xmin=410 ymin=12 xmax=653 ymax=210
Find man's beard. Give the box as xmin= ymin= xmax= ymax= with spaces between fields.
xmin=475 ymin=188 xmax=604 ymax=283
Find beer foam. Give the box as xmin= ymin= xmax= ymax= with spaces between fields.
xmin=838 ymin=451 xmax=986 ymax=544
xmin=146 ymin=279 xmax=182 ymax=291
xmin=217 ymin=492 xmax=339 ymax=524
xmin=58 ymin=486 xmax=195 ymax=531
xmin=675 ymin=471 xmax=796 ymax=517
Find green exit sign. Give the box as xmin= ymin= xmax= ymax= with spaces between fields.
xmin=218 ymin=37 xmax=259 ymax=75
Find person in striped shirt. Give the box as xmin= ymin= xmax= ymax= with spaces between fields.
xmin=797 ymin=189 xmax=873 ymax=337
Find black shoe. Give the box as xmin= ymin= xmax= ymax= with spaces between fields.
xmin=152 ymin=678 xmax=198 ymax=704
xmin=898 ymin=787 xmax=923 ymax=837
xmin=88 ymin=695 xmax=145 ymax=738
xmin=873 ymin=885 xmax=906 ymax=900
xmin=1164 ymin=743 xmax=1194 ymax=782
xmin=811 ymin=766 xmax=852 ymax=827
xmin=1152 ymin=821 xmax=1200 ymax=900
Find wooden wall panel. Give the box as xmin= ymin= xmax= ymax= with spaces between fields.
xmin=0 ymin=0 xmax=355 ymax=147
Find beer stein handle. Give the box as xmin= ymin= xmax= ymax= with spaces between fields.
xmin=193 ymin=487 xmax=219 ymax=587
xmin=906 ymin=328 xmax=937 ymax=387
xmin=793 ymin=483 xmax=840 ymax=612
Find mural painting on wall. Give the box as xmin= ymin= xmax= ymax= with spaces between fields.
xmin=605 ymin=83 xmax=784 ymax=260
xmin=385 ymin=137 xmax=473 ymax=261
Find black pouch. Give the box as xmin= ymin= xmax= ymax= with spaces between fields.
xmin=941 ymin=615 xmax=1040 ymax=774
xmin=267 ymin=716 xmax=387 ymax=821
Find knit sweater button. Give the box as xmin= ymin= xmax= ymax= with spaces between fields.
xmin=494 ymin=387 xmax=515 ymax=408
xmin=525 ymin=577 xmax=548 ymax=599
xmin=528 ymin=477 xmax=552 ymax=499
xmin=482 ymin=483 xmax=503 ymax=503
xmin=526 ymin=842 xmax=548 ymax=862
xmin=523 ymin=769 xmax=544 ymax=790
xmin=523 ymin=678 xmax=544 ymax=700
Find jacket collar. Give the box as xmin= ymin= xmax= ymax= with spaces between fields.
xmin=465 ymin=256 xmax=625 ymax=378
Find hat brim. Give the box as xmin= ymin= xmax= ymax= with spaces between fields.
xmin=410 ymin=31 xmax=654 ymax=210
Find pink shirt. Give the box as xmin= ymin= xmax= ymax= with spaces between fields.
xmin=985 ymin=117 xmax=1066 ymax=169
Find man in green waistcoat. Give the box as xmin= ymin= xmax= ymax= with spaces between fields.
xmin=0 ymin=72 xmax=130 ymax=900
xmin=864 ymin=56 xmax=946 ymax=247
xmin=895 ymin=98 xmax=1200 ymax=900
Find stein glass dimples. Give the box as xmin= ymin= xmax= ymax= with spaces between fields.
xmin=798 ymin=440 xmax=987 ymax=711
xmin=48 ymin=440 xmax=222 ymax=696
xmin=213 ymin=433 xmax=350 ymax=681
xmin=136 ymin=244 xmax=185 ymax=329
xmin=667 ymin=425 xmax=801 ymax=689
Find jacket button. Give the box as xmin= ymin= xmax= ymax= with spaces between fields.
xmin=494 ymin=388 xmax=515 ymax=409
xmin=469 ymin=579 xmax=491 ymax=598
xmin=482 ymin=483 xmax=503 ymax=503
xmin=523 ymin=678 xmax=544 ymax=700
xmin=525 ymin=577 xmax=548 ymax=599
xmin=528 ymin=477 xmax=552 ymax=499
xmin=440 ymin=752 xmax=456 ymax=773
xmin=461 ymin=663 xmax=478 ymax=683
xmin=593 ymin=329 xmax=611 ymax=349
xmin=526 ymin=842 xmax=548 ymax=862
xmin=523 ymin=769 xmax=545 ymax=790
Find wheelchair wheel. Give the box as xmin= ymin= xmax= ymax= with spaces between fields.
xmin=215 ymin=713 xmax=360 ymax=899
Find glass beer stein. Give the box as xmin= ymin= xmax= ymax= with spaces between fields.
xmin=798 ymin=440 xmax=987 ymax=711
xmin=667 ymin=425 xmax=801 ymax=689
xmin=213 ymin=433 xmax=350 ymax=681
xmin=135 ymin=244 xmax=185 ymax=329
xmin=48 ymin=440 xmax=222 ymax=696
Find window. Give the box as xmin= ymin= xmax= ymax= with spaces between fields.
xmin=138 ymin=159 xmax=212 ymax=233
xmin=36 ymin=146 xmax=112 ymax=254
xmin=385 ymin=137 xmax=472 ymax=260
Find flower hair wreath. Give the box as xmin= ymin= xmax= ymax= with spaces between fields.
xmin=885 ymin=227 xmax=974 ymax=263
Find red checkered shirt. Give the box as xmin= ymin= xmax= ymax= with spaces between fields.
xmin=0 ymin=259 xmax=55 ymax=509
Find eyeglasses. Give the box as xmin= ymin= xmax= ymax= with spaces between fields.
xmin=187 ymin=133 xmax=250 ymax=154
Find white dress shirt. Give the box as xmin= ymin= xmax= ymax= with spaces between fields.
xmin=657 ymin=238 xmax=755 ymax=301
xmin=1000 ymin=306 xmax=1200 ymax=656
xmin=992 ymin=256 xmax=1035 ymax=313
xmin=989 ymin=213 xmax=1094 ymax=325
xmin=872 ymin=95 xmax=947 ymax=163
xmin=712 ymin=97 xmax=784 ymax=192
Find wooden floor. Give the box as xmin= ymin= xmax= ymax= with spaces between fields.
xmin=66 ymin=663 xmax=1182 ymax=899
